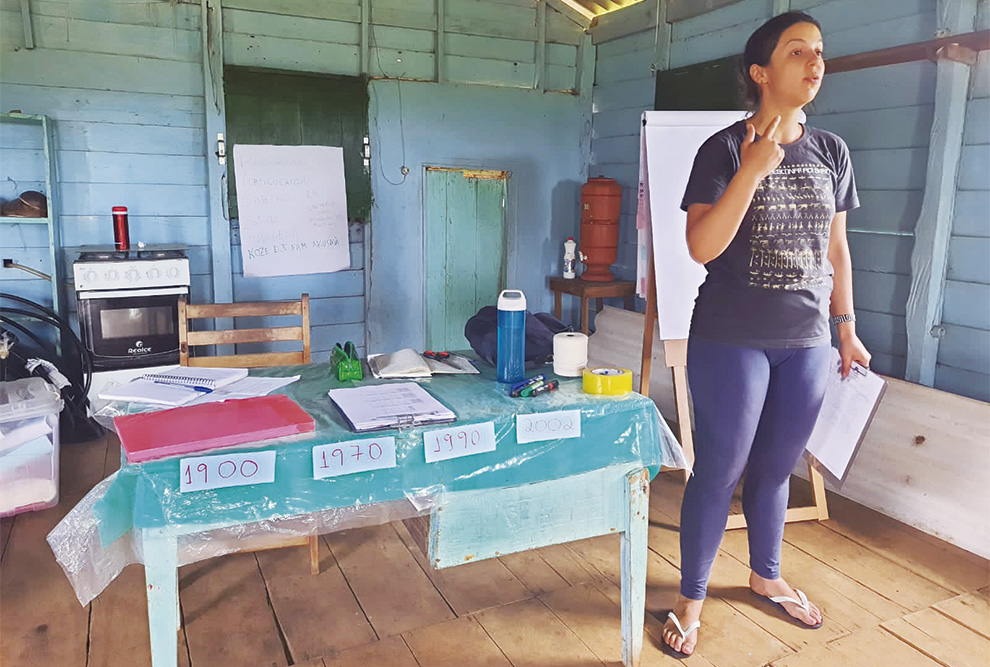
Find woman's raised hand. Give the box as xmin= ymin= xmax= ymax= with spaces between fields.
xmin=740 ymin=116 xmax=785 ymax=181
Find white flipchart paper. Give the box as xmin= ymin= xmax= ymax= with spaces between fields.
xmin=233 ymin=144 xmax=350 ymax=277
xmin=637 ymin=111 xmax=748 ymax=340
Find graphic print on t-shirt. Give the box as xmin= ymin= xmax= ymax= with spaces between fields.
xmin=748 ymin=163 xmax=835 ymax=291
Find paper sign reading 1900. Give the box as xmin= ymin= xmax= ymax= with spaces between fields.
xmin=516 ymin=410 xmax=582 ymax=444
xmin=180 ymin=450 xmax=276 ymax=492
xmin=313 ymin=437 xmax=397 ymax=479
xmin=424 ymin=422 xmax=496 ymax=463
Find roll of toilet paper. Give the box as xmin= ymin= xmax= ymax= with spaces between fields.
xmin=553 ymin=332 xmax=588 ymax=377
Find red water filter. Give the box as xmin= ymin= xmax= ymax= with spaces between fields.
xmin=112 ymin=206 xmax=130 ymax=251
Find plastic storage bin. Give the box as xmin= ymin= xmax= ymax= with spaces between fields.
xmin=0 ymin=378 xmax=63 ymax=516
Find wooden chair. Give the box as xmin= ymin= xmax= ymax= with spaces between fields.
xmin=177 ymin=294 xmax=320 ymax=574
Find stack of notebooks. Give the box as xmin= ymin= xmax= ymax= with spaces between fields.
xmin=99 ymin=367 xmax=298 ymax=407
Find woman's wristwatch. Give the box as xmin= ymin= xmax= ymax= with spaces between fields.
xmin=829 ymin=314 xmax=856 ymax=325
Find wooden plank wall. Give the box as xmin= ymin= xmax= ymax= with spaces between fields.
xmin=220 ymin=0 xmax=585 ymax=92
xmin=937 ymin=38 xmax=990 ymax=401
xmin=589 ymin=0 xmax=967 ymax=384
xmin=0 ymin=0 xmax=213 ymax=326
xmin=0 ymin=0 xmax=588 ymax=362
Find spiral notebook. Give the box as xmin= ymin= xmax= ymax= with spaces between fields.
xmin=141 ymin=366 xmax=248 ymax=390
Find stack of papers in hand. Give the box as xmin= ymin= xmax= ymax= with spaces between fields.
xmin=327 ymin=382 xmax=456 ymax=432
xmin=367 ymin=349 xmax=478 ymax=379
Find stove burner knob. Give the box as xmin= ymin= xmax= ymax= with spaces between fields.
xmin=84 ymin=270 xmax=99 ymax=283
xmin=106 ymin=269 xmax=119 ymax=281
xmin=125 ymin=268 xmax=141 ymax=281
xmin=167 ymin=267 xmax=180 ymax=279
xmin=147 ymin=268 xmax=161 ymax=280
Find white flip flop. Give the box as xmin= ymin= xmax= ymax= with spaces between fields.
xmin=757 ymin=588 xmax=823 ymax=629
xmin=662 ymin=610 xmax=701 ymax=659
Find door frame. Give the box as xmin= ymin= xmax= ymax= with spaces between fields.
xmin=422 ymin=165 xmax=511 ymax=350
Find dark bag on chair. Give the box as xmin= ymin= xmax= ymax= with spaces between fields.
xmin=464 ymin=306 xmax=571 ymax=369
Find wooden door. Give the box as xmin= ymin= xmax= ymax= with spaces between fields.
xmin=425 ymin=168 xmax=508 ymax=351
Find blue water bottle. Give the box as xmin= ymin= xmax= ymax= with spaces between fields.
xmin=497 ymin=289 xmax=526 ymax=384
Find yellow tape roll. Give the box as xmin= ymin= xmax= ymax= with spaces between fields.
xmin=582 ymin=367 xmax=633 ymax=395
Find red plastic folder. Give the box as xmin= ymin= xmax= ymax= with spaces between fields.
xmin=115 ymin=394 xmax=315 ymax=463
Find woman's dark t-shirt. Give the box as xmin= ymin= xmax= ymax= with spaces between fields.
xmin=681 ymin=120 xmax=859 ymax=348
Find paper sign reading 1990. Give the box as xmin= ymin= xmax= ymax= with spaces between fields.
xmin=180 ymin=450 xmax=276 ymax=492
xmin=313 ymin=437 xmax=397 ymax=479
xmin=516 ymin=409 xmax=582 ymax=444
xmin=425 ymin=421 xmax=496 ymax=463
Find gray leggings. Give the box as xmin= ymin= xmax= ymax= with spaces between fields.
xmin=680 ymin=337 xmax=830 ymax=600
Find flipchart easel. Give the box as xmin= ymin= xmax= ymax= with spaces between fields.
xmin=637 ymin=111 xmax=828 ymax=530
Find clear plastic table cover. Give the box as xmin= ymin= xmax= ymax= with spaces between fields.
xmin=49 ymin=361 xmax=687 ymax=605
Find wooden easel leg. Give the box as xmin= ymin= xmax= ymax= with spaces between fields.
xmin=809 ymin=461 xmax=829 ymax=520
xmin=664 ymin=340 xmax=693 ymax=485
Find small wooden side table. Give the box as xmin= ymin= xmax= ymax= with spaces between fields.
xmin=549 ymin=276 xmax=637 ymax=335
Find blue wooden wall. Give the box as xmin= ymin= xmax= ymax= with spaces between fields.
xmin=938 ymin=44 xmax=990 ymax=401
xmin=0 ymin=0 xmax=591 ymax=363
xmin=0 ymin=0 xmax=212 ymax=330
xmin=589 ymin=0 xmax=990 ymax=401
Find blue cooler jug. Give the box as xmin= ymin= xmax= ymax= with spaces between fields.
xmin=496 ymin=289 xmax=526 ymax=384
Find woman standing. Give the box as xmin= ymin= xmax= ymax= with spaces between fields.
xmin=661 ymin=12 xmax=871 ymax=658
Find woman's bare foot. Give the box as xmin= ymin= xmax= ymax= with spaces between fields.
xmin=749 ymin=571 xmax=822 ymax=626
xmin=661 ymin=595 xmax=704 ymax=655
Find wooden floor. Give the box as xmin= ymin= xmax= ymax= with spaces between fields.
xmin=2 ymin=433 xmax=988 ymax=667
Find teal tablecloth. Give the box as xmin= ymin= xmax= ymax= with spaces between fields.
xmin=48 ymin=362 xmax=685 ymax=605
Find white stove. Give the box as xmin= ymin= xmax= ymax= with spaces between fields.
xmin=73 ymin=248 xmax=190 ymax=291
xmin=72 ymin=247 xmax=190 ymax=372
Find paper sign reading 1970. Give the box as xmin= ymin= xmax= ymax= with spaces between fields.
xmin=516 ymin=410 xmax=582 ymax=444
xmin=424 ymin=422 xmax=496 ymax=463
xmin=232 ymin=144 xmax=350 ymax=278
xmin=313 ymin=437 xmax=397 ymax=479
xmin=180 ymin=450 xmax=276 ymax=492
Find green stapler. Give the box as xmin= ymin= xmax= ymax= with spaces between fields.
xmin=331 ymin=341 xmax=364 ymax=382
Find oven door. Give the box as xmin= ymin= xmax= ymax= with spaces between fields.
xmin=77 ymin=287 xmax=187 ymax=370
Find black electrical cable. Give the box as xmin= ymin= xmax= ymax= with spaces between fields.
xmin=0 ymin=308 xmax=90 ymax=406
xmin=0 ymin=293 xmax=103 ymax=443
xmin=0 ymin=292 xmax=94 ymax=397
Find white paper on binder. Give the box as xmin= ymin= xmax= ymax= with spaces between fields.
xmin=805 ymin=347 xmax=887 ymax=482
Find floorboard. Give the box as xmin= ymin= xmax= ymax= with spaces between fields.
xmin=4 ymin=442 xmax=988 ymax=667
xmin=403 ymin=615 xmax=513 ymax=667
xmin=256 ymin=537 xmax=378 ymax=662
xmin=325 ymin=523 xmax=455 ymax=637
xmin=179 ymin=552 xmax=288 ymax=667
xmin=882 ymin=607 xmax=990 ymax=667
xmin=321 ymin=636 xmax=419 ymax=667
xmin=769 ymin=626 xmax=943 ymax=666
xmin=474 ymin=596 xmax=604 ymax=667
xmin=932 ymin=589 xmax=990 ymax=638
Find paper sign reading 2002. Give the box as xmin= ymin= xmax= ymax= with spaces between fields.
xmin=313 ymin=437 xmax=397 ymax=479
xmin=180 ymin=450 xmax=276 ymax=492
xmin=516 ymin=410 xmax=582 ymax=444
xmin=424 ymin=422 xmax=496 ymax=463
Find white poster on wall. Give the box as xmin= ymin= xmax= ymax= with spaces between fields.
xmin=233 ymin=144 xmax=350 ymax=278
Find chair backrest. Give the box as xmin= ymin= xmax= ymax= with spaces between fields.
xmin=178 ymin=294 xmax=311 ymax=368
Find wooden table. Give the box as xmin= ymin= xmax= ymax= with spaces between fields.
xmin=55 ymin=363 xmax=683 ymax=667
xmin=549 ymin=277 xmax=637 ymax=335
